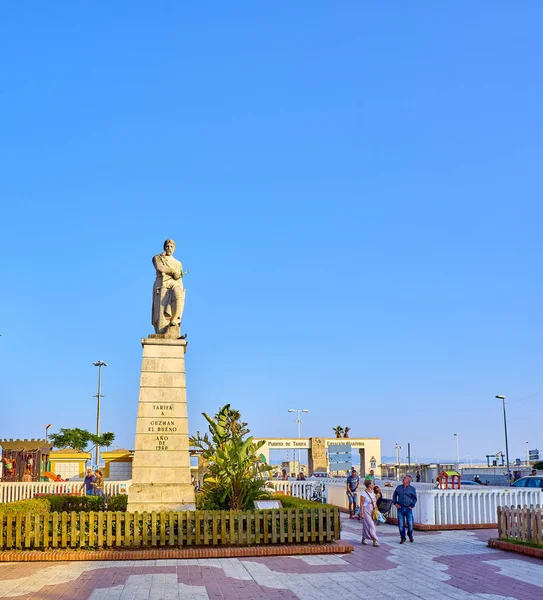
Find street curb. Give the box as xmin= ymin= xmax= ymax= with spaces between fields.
xmin=488 ymin=538 xmax=543 ymax=559
xmin=0 ymin=542 xmax=354 ymax=562
xmin=387 ymin=517 xmax=497 ymax=531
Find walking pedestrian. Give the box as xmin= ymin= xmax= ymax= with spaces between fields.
xmin=360 ymin=480 xmax=380 ymax=546
xmin=80 ymin=468 xmax=96 ymax=496
xmin=346 ymin=467 xmax=360 ymax=518
xmin=392 ymin=475 xmax=417 ymax=544
xmin=92 ymin=469 xmax=104 ymax=498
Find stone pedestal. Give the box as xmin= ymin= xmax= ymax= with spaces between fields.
xmin=127 ymin=337 xmax=195 ymax=512
xmin=308 ymin=437 xmax=328 ymax=474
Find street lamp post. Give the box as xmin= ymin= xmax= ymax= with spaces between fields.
xmin=45 ymin=424 xmax=52 ymax=442
xmin=496 ymin=395 xmax=511 ymax=482
xmin=93 ymin=361 xmax=108 ymax=467
xmin=526 ymin=441 xmax=529 ymax=467
xmin=395 ymin=443 xmax=402 ymax=479
xmin=288 ymin=409 xmax=308 ymax=471
xmin=454 ymin=433 xmax=460 ymax=470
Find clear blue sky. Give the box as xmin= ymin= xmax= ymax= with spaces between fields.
xmin=1 ymin=2 xmax=542 ymax=465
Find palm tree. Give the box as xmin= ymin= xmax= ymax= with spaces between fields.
xmin=333 ymin=426 xmax=344 ymax=438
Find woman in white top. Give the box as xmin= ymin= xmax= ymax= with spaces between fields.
xmin=360 ymin=479 xmax=380 ymax=546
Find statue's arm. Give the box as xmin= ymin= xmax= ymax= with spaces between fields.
xmin=173 ymin=261 xmax=183 ymax=280
xmin=152 ymin=254 xmax=171 ymax=275
xmin=153 ymin=255 xmax=183 ymax=280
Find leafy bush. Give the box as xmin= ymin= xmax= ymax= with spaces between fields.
xmin=0 ymin=498 xmax=51 ymax=514
xmin=40 ymin=495 xmax=105 ymax=512
xmin=190 ymin=405 xmax=274 ymax=510
xmin=273 ymin=494 xmax=336 ymax=511
xmin=107 ymin=494 xmax=128 ymax=512
xmin=532 ymin=461 xmax=543 ymax=470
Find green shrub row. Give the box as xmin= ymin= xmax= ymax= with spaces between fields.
xmin=0 ymin=498 xmax=51 ymax=515
xmin=273 ymin=494 xmax=336 ymax=511
xmin=107 ymin=494 xmax=128 ymax=511
xmin=0 ymin=495 xmax=128 ymax=514
xmin=1 ymin=494 xmax=330 ymax=515
xmin=43 ymin=495 xmax=105 ymax=512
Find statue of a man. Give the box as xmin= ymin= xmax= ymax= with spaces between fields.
xmin=152 ymin=239 xmax=185 ymax=336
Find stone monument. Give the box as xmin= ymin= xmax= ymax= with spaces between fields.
xmin=127 ymin=239 xmax=195 ymax=512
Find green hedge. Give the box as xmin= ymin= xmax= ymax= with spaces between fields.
xmin=107 ymin=494 xmax=128 ymax=512
xmin=40 ymin=495 xmax=105 ymax=513
xmin=273 ymin=494 xmax=336 ymax=511
xmin=0 ymin=498 xmax=51 ymax=515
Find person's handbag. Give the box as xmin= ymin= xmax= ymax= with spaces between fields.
xmin=366 ymin=490 xmax=380 ymax=521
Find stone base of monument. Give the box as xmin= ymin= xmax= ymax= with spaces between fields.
xmin=127 ymin=483 xmax=195 ymax=513
xmin=127 ymin=337 xmax=196 ymax=513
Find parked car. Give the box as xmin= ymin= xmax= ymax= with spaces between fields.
xmin=460 ymin=480 xmax=483 ymax=486
xmin=511 ymin=476 xmax=543 ymax=489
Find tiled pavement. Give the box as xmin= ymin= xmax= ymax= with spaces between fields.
xmin=1 ymin=514 xmax=542 ymax=600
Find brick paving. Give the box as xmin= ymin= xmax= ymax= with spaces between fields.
xmin=0 ymin=513 xmax=541 ymax=599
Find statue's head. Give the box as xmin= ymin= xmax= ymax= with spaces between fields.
xmin=163 ymin=239 xmax=176 ymax=255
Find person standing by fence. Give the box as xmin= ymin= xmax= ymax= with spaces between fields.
xmin=93 ymin=469 xmax=104 ymax=498
xmin=80 ymin=468 xmax=96 ymax=496
xmin=346 ymin=467 xmax=360 ymax=518
xmin=392 ymin=475 xmax=417 ymax=544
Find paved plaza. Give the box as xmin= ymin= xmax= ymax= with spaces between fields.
xmin=0 ymin=514 xmax=542 ymax=600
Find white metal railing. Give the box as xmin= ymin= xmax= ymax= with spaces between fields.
xmin=268 ymin=478 xmax=435 ymax=503
xmin=325 ymin=481 xmax=543 ymax=526
xmin=0 ymin=481 xmax=132 ymax=503
xmin=268 ymin=480 xmax=319 ymax=499
xmin=428 ymin=488 xmax=543 ymax=526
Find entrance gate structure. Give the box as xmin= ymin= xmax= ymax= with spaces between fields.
xmin=252 ymin=437 xmax=382 ymax=477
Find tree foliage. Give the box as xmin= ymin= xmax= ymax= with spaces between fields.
xmin=190 ymin=405 xmax=249 ymax=457
xmin=190 ymin=405 xmax=273 ymax=510
xmin=48 ymin=428 xmax=115 ymax=452
xmin=333 ymin=426 xmax=344 ymax=438
xmin=532 ymin=461 xmax=543 ymax=470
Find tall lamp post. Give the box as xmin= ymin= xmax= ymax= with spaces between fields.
xmin=496 ymin=395 xmax=510 ymax=482
xmin=288 ymin=408 xmax=308 ymax=471
xmin=93 ymin=361 xmax=108 ymax=467
xmin=454 ymin=433 xmax=460 ymax=470
xmin=395 ymin=443 xmax=402 ymax=479
xmin=44 ymin=424 xmax=52 ymax=442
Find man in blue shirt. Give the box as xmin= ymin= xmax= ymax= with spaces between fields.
xmin=346 ymin=467 xmax=360 ymax=518
xmin=80 ymin=468 xmax=96 ymax=496
xmin=392 ymin=475 xmax=417 ymax=543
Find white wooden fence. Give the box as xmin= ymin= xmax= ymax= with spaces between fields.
xmin=0 ymin=481 xmax=131 ymax=503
